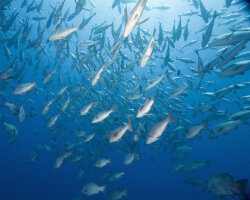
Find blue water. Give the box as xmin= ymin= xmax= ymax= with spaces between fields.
xmin=0 ymin=0 xmax=250 ymax=200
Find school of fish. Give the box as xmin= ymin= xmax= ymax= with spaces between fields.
xmin=0 ymin=0 xmax=250 ymax=199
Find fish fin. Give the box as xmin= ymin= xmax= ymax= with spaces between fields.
xmin=101 ymin=185 xmax=106 ymax=193
xmin=168 ymin=113 xmax=175 ymax=123
xmin=165 ymin=69 xmax=170 ymax=77
xmin=55 ymin=26 xmax=60 ymax=33
xmin=127 ymin=120 xmax=133 ymax=132
xmin=202 ymin=121 xmax=208 ymax=130
xmin=137 ymin=17 xmax=150 ymax=25
xmin=111 ymin=106 xmax=116 ymax=113
xmin=153 ymin=27 xmax=156 ymax=36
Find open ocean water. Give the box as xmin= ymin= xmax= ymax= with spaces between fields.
xmin=0 ymin=0 xmax=250 ymax=200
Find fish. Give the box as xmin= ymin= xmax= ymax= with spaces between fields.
xmin=43 ymin=68 xmax=57 ymax=84
xmin=68 ymin=0 xmax=88 ymax=20
xmin=182 ymin=40 xmax=197 ymax=48
xmin=206 ymin=173 xmax=248 ymax=200
xmin=92 ymin=61 xmax=109 ymax=86
xmin=158 ymin=23 xmax=163 ymax=46
xmin=84 ymin=133 xmax=95 ymax=143
xmin=146 ymin=113 xmax=175 ymax=144
xmin=47 ymin=114 xmax=60 ymax=128
xmin=13 ymin=82 xmax=37 ymax=95
xmin=109 ymin=120 xmax=133 ymax=143
xmin=80 ymin=102 xmax=93 ymax=116
xmin=141 ymin=29 xmax=156 ymax=68
xmin=183 ymin=19 xmax=190 ymax=41
xmin=220 ymin=60 xmax=250 ymax=77
xmin=136 ymin=98 xmax=155 ymax=118
xmin=176 ymin=16 xmax=182 ymax=41
xmin=110 ymin=189 xmax=128 ymax=200
xmin=0 ymin=58 xmax=16 ymax=81
xmin=82 ymin=183 xmax=106 ymax=196
xmin=18 ymin=105 xmax=25 ymax=123
xmin=42 ymin=99 xmax=55 ymax=116
xmin=199 ymin=0 xmax=210 ymax=23
xmin=49 ymin=27 xmax=79 ymax=41
xmin=171 ymin=160 xmax=210 ymax=173
xmin=211 ymin=120 xmax=242 ymax=137
xmin=209 ymin=29 xmax=250 ymax=47
xmin=109 ymin=172 xmax=125 ymax=182
xmin=217 ymin=41 xmax=247 ymax=68
xmin=80 ymin=40 xmax=99 ymax=47
xmin=95 ymin=158 xmax=111 ymax=168
xmin=145 ymin=74 xmax=166 ymax=91
xmin=54 ymin=151 xmax=72 ymax=169
xmin=176 ymin=57 xmax=196 ymax=64
xmin=201 ymin=11 xmax=217 ymax=48
xmin=2 ymin=122 xmax=18 ymax=143
xmin=168 ymin=85 xmax=189 ymax=100
xmin=0 ymin=0 xmax=250 ymax=198
xmin=2 ymin=101 xmax=19 ymax=115
xmin=152 ymin=4 xmax=170 ymax=10
xmin=53 ymin=0 xmax=66 ymax=25
xmin=186 ymin=121 xmax=207 ymax=139
xmin=228 ymin=110 xmax=250 ymax=122
xmin=124 ymin=152 xmax=138 ymax=165
xmin=92 ymin=107 xmax=115 ymax=123
xmin=123 ymin=0 xmax=147 ymax=38
xmin=181 ymin=10 xmax=199 ymax=17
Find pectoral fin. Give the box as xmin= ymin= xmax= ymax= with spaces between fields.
xmin=137 ymin=17 xmax=150 ymax=25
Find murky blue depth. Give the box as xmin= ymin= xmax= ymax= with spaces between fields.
xmin=0 ymin=0 xmax=250 ymax=200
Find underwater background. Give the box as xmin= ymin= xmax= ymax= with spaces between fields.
xmin=0 ymin=0 xmax=250 ymax=200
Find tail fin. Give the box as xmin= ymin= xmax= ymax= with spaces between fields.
xmin=153 ymin=27 xmax=156 ymax=36
xmin=168 ymin=113 xmax=175 ymax=123
xmin=165 ymin=69 xmax=170 ymax=77
xmin=124 ymin=190 xmax=128 ymax=197
xmin=111 ymin=106 xmax=116 ymax=113
xmin=202 ymin=121 xmax=208 ymax=130
xmin=101 ymin=185 xmax=106 ymax=193
xmin=127 ymin=120 xmax=133 ymax=132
